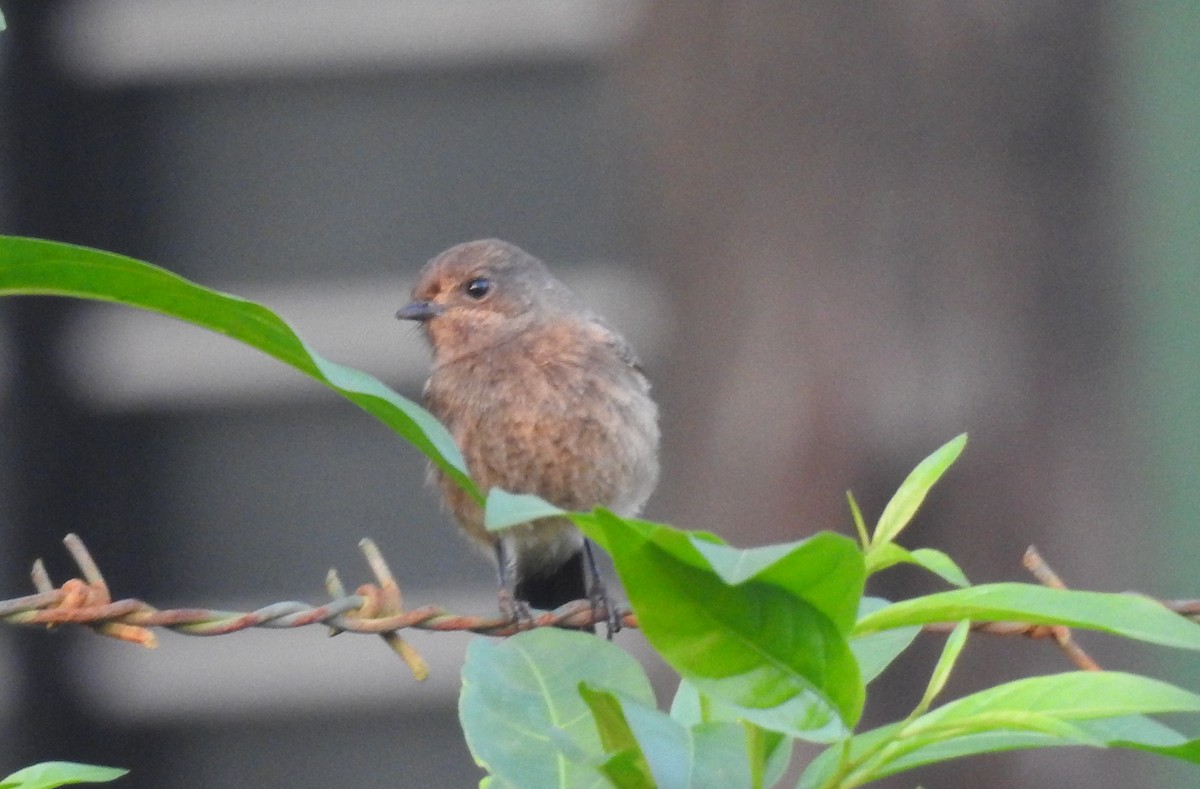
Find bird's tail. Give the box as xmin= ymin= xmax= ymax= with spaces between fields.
xmin=515 ymin=549 xmax=594 ymax=632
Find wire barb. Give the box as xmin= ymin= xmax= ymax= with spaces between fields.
xmin=1021 ymin=545 xmax=1102 ymax=671
xmin=351 ymin=538 xmax=427 ymax=681
xmin=920 ymin=545 xmax=1142 ymax=671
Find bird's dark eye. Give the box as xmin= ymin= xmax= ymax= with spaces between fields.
xmin=464 ymin=277 xmax=491 ymax=300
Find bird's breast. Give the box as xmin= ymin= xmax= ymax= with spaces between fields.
xmin=424 ymin=336 xmax=659 ymax=520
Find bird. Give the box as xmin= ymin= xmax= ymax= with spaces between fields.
xmin=396 ymin=239 xmax=660 ymax=635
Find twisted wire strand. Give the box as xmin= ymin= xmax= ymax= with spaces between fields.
xmin=1 ymin=534 xmax=635 ymax=679
xmin=2 ymin=536 xmax=1193 ymax=678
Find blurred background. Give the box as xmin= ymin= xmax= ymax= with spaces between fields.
xmin=2 ymin=1 xmax=1199 ymax=786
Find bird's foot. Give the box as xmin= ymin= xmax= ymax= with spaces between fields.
xmin=589 ymin=579 xmax=622 ymax=640
xmin=498 ymin=587 xmax=534 ymax=632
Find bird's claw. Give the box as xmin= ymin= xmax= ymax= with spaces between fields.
xmin=498 ymin=587 xmax=534 ymax=631
xmin=589 ymin=580 xmax=622 ymax=640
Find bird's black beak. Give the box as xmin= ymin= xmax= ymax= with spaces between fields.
xmin=396 ymin=301 xmax=443 ymax=322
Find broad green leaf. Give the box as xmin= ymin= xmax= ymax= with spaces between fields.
xmin=850 ymin=597 xmax=921 ymax=684
xmin=871 ymin=434 xmax=966 ymax=548
xmin=669 ymin=679 xmax=706 ymax=725
xmin=666 ymin=682 xmax=792 ymax=788
xmin=864 ymin=543 xmax=969 ymax=587
xmin=484 ymin=488 xmax=566 ymax=532
xmin=0 ymin=236 xmax=478 ymax=501
xmin=568 ymin=511 xmax=865 ymax=739
xmin=915 ymin=620 xmax=969 ymax=715
xmin=854 ymin=583 xmax=1200 ymax=651
xmin=0 ymin=762 xmax=127 ymax=789
xmin=459 ymin=629 xmax=654 ymax=788
xmin=688 ymin=535 xmax=862 ymax=632
xmin=585 ymin=515 xmax=862 ymax=632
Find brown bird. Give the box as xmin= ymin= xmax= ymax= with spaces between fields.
xmin=397 ymin=239 xmax=660 ymax=635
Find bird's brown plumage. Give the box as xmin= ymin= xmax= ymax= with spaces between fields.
xmin=398 ymin=239 xmax=660 ymax=624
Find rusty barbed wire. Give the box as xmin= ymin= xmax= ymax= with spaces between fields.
xmin=918 ymin=545 xmax=1105 ymax=671
xmin=0 ymin=534 xmax=637 ymax=681
xmin=2 ymin=536 xmax=1194 ymax=679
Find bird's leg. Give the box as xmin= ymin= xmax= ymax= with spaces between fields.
xmin=583 ymin=539 xmax=621 ymax=639
xmin=494 ymin=537 xmax=532 ymax=629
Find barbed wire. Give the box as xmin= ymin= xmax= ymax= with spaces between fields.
xmin=1 ymin=536 xmax=1192 ymax=679
xmin=0 ymin=534 xmax=635 ymax=680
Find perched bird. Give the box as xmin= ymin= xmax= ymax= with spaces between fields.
xmin=397 ymin=239 xmax=660 ymax=634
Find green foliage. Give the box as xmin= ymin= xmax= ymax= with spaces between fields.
xmin=854 ymin=583 xmax=1200 ymax=650
xmin=799 ymin=673 xmax=1200 ymax=788
xmin=868 ymin=434 xmax=965 ymax=550
xmin=487 ymin=489 xmax=868 ymax=739
xmin=6 ymin=237 xmax=1200 ymax=787
xmin=460 ymin=630 xmax=654 ymax=787
xmin=847 ymin=598 xmax=921 ymax=684
xmin=0 ymin=236 xmax=477 ymax=501
xmin=0 ymin=762 xmax=127 ymax=789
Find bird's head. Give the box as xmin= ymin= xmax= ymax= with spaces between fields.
xmin=397 ymin=239 xmax=583 ymax=362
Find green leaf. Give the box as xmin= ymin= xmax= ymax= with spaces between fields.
xmin=744 ymin=720 xmax=792 ymax=789
xmin=0 ymin=762 xmax=127 ymax=788
xmin=798 ymin=722 xmax=902 ymax=789
xmin=578 ymin=685 xmax=656 ymax=789
xmin=800 ymin=719 xmax=1093 ymax=789
xmin=854 ymin=583 xmax=1200 ymax=651
xmin=666 ymin=682 xmax=792 ymax=788
xmin=580 ymin=683 xmax=643 ymax=756
xmin=864 ymin=543 xmax=969 ymax=587
xmin=1119 ymin=719 xmax=1200 ymax=765
xmin=596 ymin=749 xmax=657 ymax=789
xmin=907 ymin=548 xmax=970 ymax=586
xmin=669 ymin=679 xmax=707 ymax=725
xmin=484 ymin=488 xmax=566 ymax=532
xmin=0 ymin=236 xmax=478 ymax=501
xmin=915 ymin=671 xmax=1200 ymax=730
xmin=801 ymin=674 xmax=1200 ymax=787
xmin=459 ymin=629 xmax=654 ymax=788
xmin=871 ymin=434 xmax=966 ymax=548
xmin=846 ymin=491 xmax=869 ymax=548
xmin=849 ymin=597 xmax=922 ymax=685
xmin=587 ymin=688 xmax=766 ymax=789
xmin=878 ymin=715 xmax=1187 ymax=776
xmin=914 ymin=620 xmax=970 ymax=717
xmin=569 ymin=511 xmax=865 ymax=739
